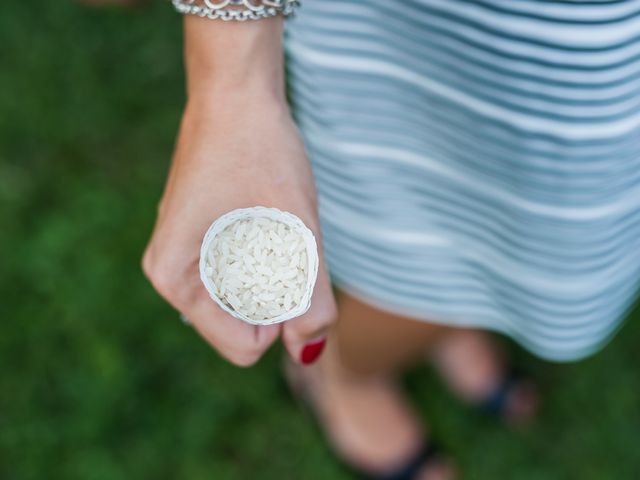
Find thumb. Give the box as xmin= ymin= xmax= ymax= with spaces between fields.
xmin=282 ymin=262 xmax=337 ymax=365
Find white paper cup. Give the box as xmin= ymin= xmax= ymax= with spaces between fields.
xmin=199 ymin=206 xmax=319 ymax=325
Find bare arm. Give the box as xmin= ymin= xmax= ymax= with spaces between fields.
xmin=143 ymin=16 xmax=337 ymax=366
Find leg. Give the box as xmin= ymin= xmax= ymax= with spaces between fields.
xmin=430 ymin=329 xmax=539 ymax=425
xmin=287 ymin=291 xmax=455 ymax=480
xmin=430 ymin=329 xmax=508 ymax=402
xmin=334 ymin=290 xmax=451 ymax=376
xmin=335 ymin=292 xmax=538 ymax=425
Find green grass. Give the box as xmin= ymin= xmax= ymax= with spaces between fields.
xmin=1 ymin=2 xmax=639 ymax=479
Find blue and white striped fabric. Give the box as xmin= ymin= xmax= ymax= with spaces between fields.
xmin=284 ymin=0 xmax=640 ymax=361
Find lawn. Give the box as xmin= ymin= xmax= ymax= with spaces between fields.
xmin=0 ymin=2 xmax=638 ymax=479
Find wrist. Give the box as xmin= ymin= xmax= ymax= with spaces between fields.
xmin=184 ymin=15 xmax=286 ymax=104
xmin=185 ymin=86 xmax=289 ymax=125
xmin=187 ymin=73 xmax=286 ymax=109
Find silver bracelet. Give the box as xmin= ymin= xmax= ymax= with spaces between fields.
xmin=171 ymin=0 xmax=300 ymax=21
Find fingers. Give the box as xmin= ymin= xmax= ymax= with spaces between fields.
xmin=281 ymin=261 xmax=338 ymax=365
xmin=143 ymin=194 xmax=335 ymax=367
xmin=143 ymin=251 xmax=280 ymax=367
xmin=189 ymin=296 xmax=282 ymax=367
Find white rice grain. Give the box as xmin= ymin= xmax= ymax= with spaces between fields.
xmin=203 ymin=216 xmax=309 ymax=322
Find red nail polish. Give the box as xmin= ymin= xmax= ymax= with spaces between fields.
xmin=300 ymin=337 xmax=327 ymax=365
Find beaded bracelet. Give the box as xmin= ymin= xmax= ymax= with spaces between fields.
xmin=171 ymin=0 xmax=300 ymax=21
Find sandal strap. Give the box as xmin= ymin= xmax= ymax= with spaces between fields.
xmin=282 ymin=359 xmax=446 ymax=480
xmin=361 ymin=441 xmax=442 ymax=480
xmin=479 ymin=369 xmax=520 ymax=416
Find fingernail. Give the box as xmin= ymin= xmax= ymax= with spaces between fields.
xmin=300 ymin=337 xmax=327 ymax=365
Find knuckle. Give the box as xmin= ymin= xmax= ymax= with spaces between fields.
xmin=143 ymin=255 xmax=184 ymax=301
xmin=289 ymin=305 xmax=337 ymax=342
xmin=219 ymin=338 xmax=266 ymax=368
xmin=224 ymin=349 xmax=261 ymax=368
xmin=315 ymin=303 xmax=339 ymax=329
xmin=149 ymin=267 xmax=177 ymax=296
xmin=141 ymin=250 xmax=154 ymax=279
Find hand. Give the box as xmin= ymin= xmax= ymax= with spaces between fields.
xmin=142 ymin=92 xmax=337 ymax=366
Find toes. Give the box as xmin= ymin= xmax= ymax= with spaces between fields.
xmin=419 ymin=457 xmax=457 ymax=480
xmin=505 ymin=380 xmax=540 ymax=426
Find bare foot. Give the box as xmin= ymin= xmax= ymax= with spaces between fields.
xmin=285 ymin=342 xmax=456 ymax=480
xmin=430 ymin=330 xmax=539 ymax=426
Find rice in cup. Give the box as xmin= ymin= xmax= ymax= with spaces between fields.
xmin=199 ymin=207 xmax=319 ymax=325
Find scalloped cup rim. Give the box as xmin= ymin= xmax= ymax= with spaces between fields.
xmin=199 ymin=206 xmax=319 ymax=325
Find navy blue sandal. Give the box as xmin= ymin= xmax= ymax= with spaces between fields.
xmin=352 ymin=441 xmax=446 ymax=480
xmin=282 ymin=359 xmax=450 ymax=480
xmin=477 ymin=369 xmax=539 ymax=424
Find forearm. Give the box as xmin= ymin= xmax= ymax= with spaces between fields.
xmin=144 ymin=7 xmax=336 ymax=370
xmin=183 ymin=15 xmax=286 ymax=106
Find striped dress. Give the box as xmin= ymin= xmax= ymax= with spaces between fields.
xmin=284 ymin=0 xmax=640 ymax=362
